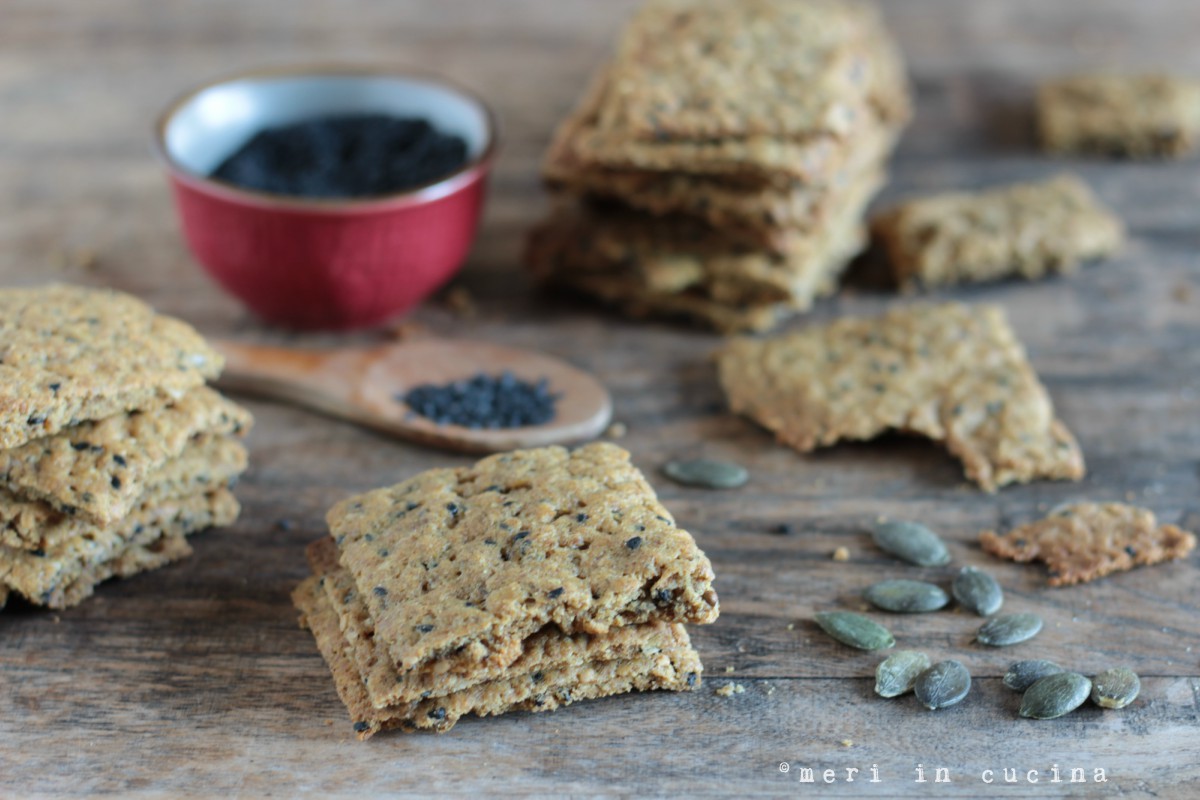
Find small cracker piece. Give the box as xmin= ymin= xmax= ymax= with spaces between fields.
xmin=1037 ymin=74 xmax=1200 ymax=159
xmin=0 ymin=386 xmax=251 ymax=525
xmin=0 ymin=284 xmax=223 ymax=450
xmin=293 ymin=575 xmax=701 ymax=737
xmin=980 ymin=502 xmax=1197 ymax=587
xmin=872 ymin=175 xmax=1125 ymax=289
xmin=328 ymin=443 xmax=718 ymax=673
xmin=717 ymin=303 xmax=1084 ymax=492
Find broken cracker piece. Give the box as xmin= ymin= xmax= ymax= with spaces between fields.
xmin=716 ymin=303 xmax=1084 ymax=492
xmin=980 ymin=502 xmax=1196 ymax=587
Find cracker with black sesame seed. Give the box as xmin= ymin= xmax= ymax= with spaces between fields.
xmin=0 ymin=386 xmax=251 ymax=525
xmin=980 ymin=502 xmax=1196 ymax=587
xmin=871 ymin=175 xmax=1125 ymax=290
xmin=0 ymin=435 xmax=247 ymax=551
xmin=328 ymin=443 xmax=718 ymax=674
xmin=1 ymin=488 xmax=239 ymax=609
xmin=0 ymin=284 xmax=224 ymax=450
xmin=716 ymin=303 xmax=1085 ymax=492
xmin=307 ymin=537 xmax=694 ymax=710
xmin=1037 ymin=74 xmax=1200 ymax=159
xmin=293 ymin=575 xmax=701 ymax=737
xmin=597 ymin=0 xmax=909 ymax=145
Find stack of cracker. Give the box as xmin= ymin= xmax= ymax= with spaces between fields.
xmin=293 ymin=443 xmax=719 ymax=737
xmin=0 ymin=284 xmax=251 ymax=610
xmin=526 ymin=0 xmax=912 ymax=333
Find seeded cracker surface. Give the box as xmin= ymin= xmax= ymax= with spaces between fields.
xmin=0 ymin=435 xmax=247 ymax=550
xmin=716 ymin=303 xmax=1084 ymax=492
xmin=980 ymin=503 xmax=1197 ymax=587
xmin=294 ymin=576 xmax=700 ymax=737
xmin=328 ymin=443 xmax=718 ymax=673
xmin=0 ymin=284 xmax=223 ymax=450
xmin=0 ymin=386 xmax=251 ymax=525
xmin=599 ymin=0 xmax=901 ymax=142
xmin=56 ymin=531 xmax=196 ymax=610
xmin=872 ymin=175 xmax=1125 ymax=289
xmin=1037 ymin=74 xmax=1200 ymax=158
xmin=0 ymin=489 xmax=239 ymax=608
xmin=307 ymin=538 xmax=699 ymax=712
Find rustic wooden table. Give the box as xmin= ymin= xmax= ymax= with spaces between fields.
xmin=2 ymin=1 xmax=1198 ymax=797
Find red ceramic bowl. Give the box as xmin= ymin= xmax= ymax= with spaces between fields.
xmin=154 ymin=66 xmax=497 ymax=330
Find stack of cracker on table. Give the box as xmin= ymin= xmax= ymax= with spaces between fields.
xmin=0 ymin=284 xmax=251 ymax=610
xmin=293 ymin=443 xmax=719 ymax=737
xmin=526 ymin=0 xmax=912 ymax=333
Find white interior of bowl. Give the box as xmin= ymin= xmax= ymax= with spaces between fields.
xmin=164 ymin=73 xmax=491 ymax=177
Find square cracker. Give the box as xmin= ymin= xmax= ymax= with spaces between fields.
xmin=328 ymin=443 xmax=718 ymax=673
xmin=980 ymin=502 xmax=1196 ymax=587
xmin=716 ymin=303 xmax=1085 ymax=492
xmin=871 ymin=175 xmax=1125 ymax=290
xmin=1037 ymin=74 xmax=1200 ymax=159
xmin=0 ymin=434 xmax=248 ymax=551
xmin=307 ymin=537 xmax=694 ymax=710
xmin=0 ymin=284 xmax=223 ymax=450
xmin=598 ymin=0 xmax=905 ymax=142
xmin=0 ymin=386 xmax=251 ymax=525
xmin=293 ymin=575 xmax=701 ymax=737
xmin=1 ymin=488 xmax=239 ymax=608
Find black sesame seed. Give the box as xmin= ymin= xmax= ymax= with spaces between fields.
xmin=110 ymin=476 xmax=121 ymax=489
xmin=625 ymin=536 xmax=643 ymax=550
xmin=48 ymin=382 xmax=61 ymax=394
xmin=31 ymin=548 xmax=45 ymax=558
xmin=416 ymin=624 xmax=434 ymax=633
xmin=548 ymin=587 xmax=564 ymax=599
xmin=686 ymin=672 xmax=698 ymax=688
xmin=71 ymin=441 xmax=90 ymax=451
xmin=513 ymin=531 xmax=530 ymax=541
xmin=1125 ymin=545 xmax=1137 ymax=557
xmin=427 ymin=707 xmax=447 ymax=721
xmin=275 ymin=518 xmax=294 ymax=532
xmin=353 ymin=721 xmax=370 ymax=733
xmin=531 ymin=671 xmax=544 ymax=683
xmin=27 ymin=414 xmax=45 ymax=425
xmin=655 ymin=589 xmax=673 ymax=604
xmin=446 ymin=502 xmax=460 ymax=516
xmin=399 ymin=371 xmax=561 ymax=430
xmin=575 ymin=512 xmax=588 ymax=523
xmin=406 ymin=501 xmax=419 ymax=511
xmin=112 ymin=454 xmax=127 ymax=467
xmin=373 ymin=586 xmax=388 ymax=597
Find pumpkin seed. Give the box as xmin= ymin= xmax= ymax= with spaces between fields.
xmin=814 ymin=611 xmax=895 ymax=651
xmin=1020 ymin=672 xmax=1092 ymax=719
xmin=662 ymin=459 xmax=748 ymax=489
xmin=1090 ymin=667 xmax=1141 ymax=709
xmin=1004 ymin=660 xmax=1064 ymax=692
xmin=914 ymin=660 xmax=971 ymax=710
xmin=871 ymin=520 xmax=951 ymax=567
xmin=863 ymin=579 xmax=949 ymax=613
xmin=952 ymin=566 xmax=1003 ymax=616
xmin=976 ymin=613 xmax=1043 ymax=646
xmin=875 ymin=650 xmax=932 ymax=698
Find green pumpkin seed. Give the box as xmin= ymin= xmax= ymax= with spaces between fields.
xmin=814 ymin=611 xmax=895 ymax=651
xmin=1090 ymin=667 xmax=1141 ymax=709
xmin=871 ymin=520 xmax=951 ymax=567
xmin=662 ymin=459 xmax=748 ymax=489
xmin=863 ymin=579 xmax=949 ymax=613
xmin=976 ymin=613 xmax=1043 ymax=646
xmin=914 ymin=660 xmax=971 ymax=710
xmin=952 ymin=566 xmax=1003 ymax=616
xmin=875 ymin=651 xmax=932 ymax=698
xmin=1004 ymin=660 xmax=1064 ymax=692
xmin=1020 ymin=672 xmax=1092 ymax=719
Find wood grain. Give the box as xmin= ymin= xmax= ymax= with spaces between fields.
xmin=1 ymin=1 xmax=1198 ymax=797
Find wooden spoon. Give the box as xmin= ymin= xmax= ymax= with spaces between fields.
xmin=212 ymin=339 xmax=612 ymax=453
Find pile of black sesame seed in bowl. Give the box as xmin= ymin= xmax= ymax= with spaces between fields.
xmin=813 ymin=519 xmax=1142 ymax=720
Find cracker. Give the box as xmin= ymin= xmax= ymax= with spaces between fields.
xmin=0 ymin=386 xmax=251 ymax=525
xmin=872 ymin=175 xmax=1125 ymax=289
xmin=598 ymin=0 xmax=907 ymax=142
xmin=328 ymin=443 xmax=718 ymax=673
xmin=0 ymin=283 xmax=224 ymax=450
xmin=308 ymin=538 xmax=694 ymax=710
xmin=1037 ymin=74 xmax=1200 ymax=158
xmin=980 ymin=503 xmax=1197 ymax=586
xmin=0 ymin=488 xmax=241 ymax=606
xmin=0 ymin=435 xmax=248 ymax=551
xmin=56 ymin=532 xmax=194 ymax=610
xmin=716 ymin=303 xmax=1085 ymax=491
xmin=294 ymin=576 xmax=701 ymax=737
